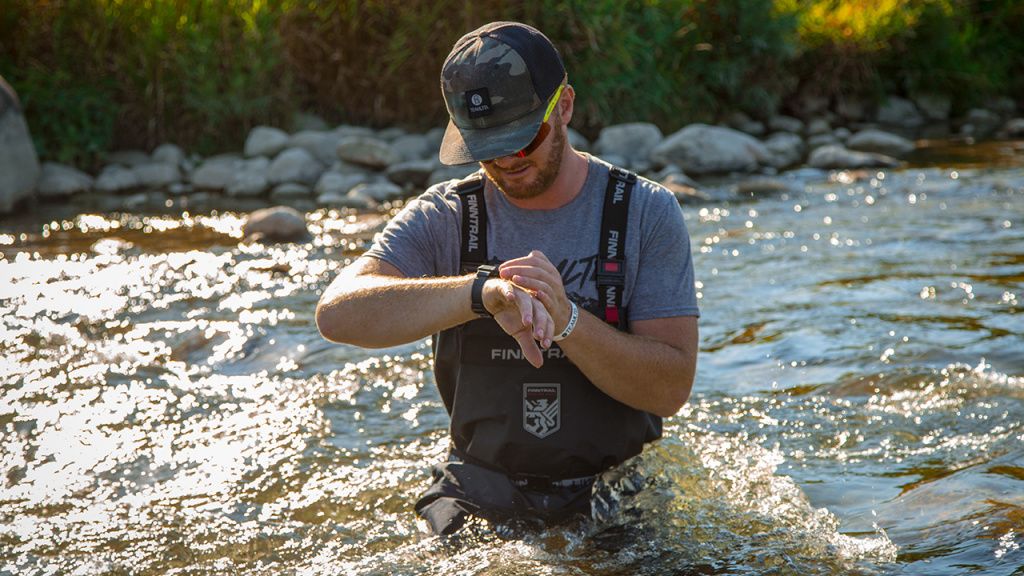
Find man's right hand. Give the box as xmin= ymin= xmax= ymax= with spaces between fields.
xmin=482 ymin=278 xmax=554 ymax=368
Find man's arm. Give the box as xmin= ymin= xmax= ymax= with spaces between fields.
xmin=501 ymin=251 xmax=698 ymax=417
xmin=556 ymin=310 xmax=697 ymax=418
xmin=316 ymin=256 xmax=556 ymax=368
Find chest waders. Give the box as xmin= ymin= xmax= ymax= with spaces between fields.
xmin=432 ymin=166 xmax=662 ymax=483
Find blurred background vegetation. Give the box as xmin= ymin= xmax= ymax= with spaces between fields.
xmin=1 ymin=0 xmax=1021 ymax=169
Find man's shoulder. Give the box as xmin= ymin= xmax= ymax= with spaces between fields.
xmin=419 ymin=170 xmax=485 ymax=203
xmin=403 ymin=172 xmax=482 ymax=216
xmin=634 ymin=173 xmax=678 ymax=207
xmin=586 ymin=154 xmax=677 ymax=207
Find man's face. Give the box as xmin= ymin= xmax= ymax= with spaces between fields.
xmin=479 ymin=116 xmax=566 ymax=201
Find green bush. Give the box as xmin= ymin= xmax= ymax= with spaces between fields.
xmin=784 ymin=0 xmax=1024 ymax=114
xmin=7 ymin=63 xmax=118 ymax=165
xmin=926 ymin=0 xmax=1024 ymax=109
xmin=1 ymin=1 xmax=115 ymax=167
xmin=0 ymin=0 xmax=292 ymax=169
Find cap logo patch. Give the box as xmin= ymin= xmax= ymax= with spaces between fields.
xmin=464 ymin=88 xmax=493 ymax=119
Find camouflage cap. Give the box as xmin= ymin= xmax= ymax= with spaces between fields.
xmin=439 ymin=22 xmax=566 ymax=165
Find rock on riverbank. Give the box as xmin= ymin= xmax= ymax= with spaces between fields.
xmin=3 ymin=84 xmax=1023 ymax=216
xmin=0 ymin=76 xmax=40 ymax=214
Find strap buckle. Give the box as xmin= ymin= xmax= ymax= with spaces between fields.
xmin=609 ymin=165 xmax=637 ymax=184
xmin=471 ymin=264 xmax=499 ymax=317
xmin=455 ymin=173 xmax=485 ymax=194
xmin=596 ymin=258 xmax=626 ymax=286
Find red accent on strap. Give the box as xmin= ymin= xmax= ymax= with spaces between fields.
xmin=602 ymin=261 xmax=621 ymax=273
xmin=604 ymin=307 xmax=619 ymax=323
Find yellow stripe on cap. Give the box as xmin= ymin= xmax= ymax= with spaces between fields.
xmin=542 ymin=83 xmax=565 ymax=123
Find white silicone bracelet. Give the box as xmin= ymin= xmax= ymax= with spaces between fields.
xmin=552 ymin=301 xmax=579 ymax=342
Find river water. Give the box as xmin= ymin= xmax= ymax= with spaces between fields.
xmin=1 ymin=141 xmax=1022 ymax=575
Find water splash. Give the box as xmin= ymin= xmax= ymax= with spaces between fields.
xmin=587 ymin=431 xmax=898 ymax=575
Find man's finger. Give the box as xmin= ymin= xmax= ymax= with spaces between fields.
xmin=512 ymin=286 xmax=535 ymax=328
xmin=529 ymin=250 xmax=555 ymax=268
xmin=521 ymin=250 xmax=557 ymax=267
xmin=511 ymin=276 xmax=562 ymax=326
xmin=532 ymin=297 xmax=554 ymax=345
xmin=500 ymin=253 xmax=557 ymax=274
xmin=503 ymin=282 xmax=517 ymax=302
xmin=544 ymin=307 xmax=555 ymax=348
xmin=500 ymin=281 xmax=536 ymax=324
xmin=509 ymin=274 xmax=553 ymax=299
xmin=531 ymin=287 xmax=554 ymax=307
xmin=500 ymin=254 xmax=557 ymax=271
xmin=500 ymin=265 xmax=561 ymax=288
xmin=512 ymin=329 xmax=544 ymax=368
xmin=541 ymin=298 xmax=552 ymax=341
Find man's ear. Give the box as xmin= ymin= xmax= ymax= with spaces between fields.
xmin=556 ymin=84 xmax=575 ymax=126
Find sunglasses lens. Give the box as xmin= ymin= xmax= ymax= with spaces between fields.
xmin=515 ymin=123 xmax=551 ymax=158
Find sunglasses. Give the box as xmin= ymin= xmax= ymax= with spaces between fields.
xmin=514 ymin=83 xmax=565 ymax=158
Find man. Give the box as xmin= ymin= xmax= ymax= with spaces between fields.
xmin=316 ymin=21 xmax=699 ymax=535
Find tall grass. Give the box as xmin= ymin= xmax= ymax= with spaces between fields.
xmin=278 ymin=0 xmax=794 ymax=134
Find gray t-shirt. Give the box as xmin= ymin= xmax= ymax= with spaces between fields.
xmin=364 ymin=155 xmax=699 ymax=321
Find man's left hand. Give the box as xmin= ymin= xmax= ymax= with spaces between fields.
xmin=498 ymin=250 xmax=573 ymax=338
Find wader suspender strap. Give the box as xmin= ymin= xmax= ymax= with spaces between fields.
xmin=598 ymin=166 xmax=635 ymax=328
xmin=456 ymin=175 xmax=488 ymax=273
xmin=455 ymin=168 xmax=633 ymax=327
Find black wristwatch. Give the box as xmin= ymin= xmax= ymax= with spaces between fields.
xmin=471 ymin=264 xmax=499 ymax=317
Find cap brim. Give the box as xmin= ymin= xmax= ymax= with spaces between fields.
xmin=438 ymin=107 xmax=546 ymax=166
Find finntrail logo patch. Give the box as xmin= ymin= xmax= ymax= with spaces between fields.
xmin=612 ymin=178 xmax=627 ymax=203
xmin=465 ymin=88 xmax=493 ymax=118
xmin=523 ymin=383 xmax=560 ymax=439
xmin=465 ymin=193 xmax=480 ymax=251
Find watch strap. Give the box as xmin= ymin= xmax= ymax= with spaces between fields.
xmin=471 ymin=264 xmax=498 ymax=317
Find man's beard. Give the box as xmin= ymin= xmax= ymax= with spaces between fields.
xmin=481 ymin=124 xmax=566 ymax=200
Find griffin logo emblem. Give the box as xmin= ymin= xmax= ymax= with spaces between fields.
xmin=523 ymin=383 xmax=560 ymax=438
